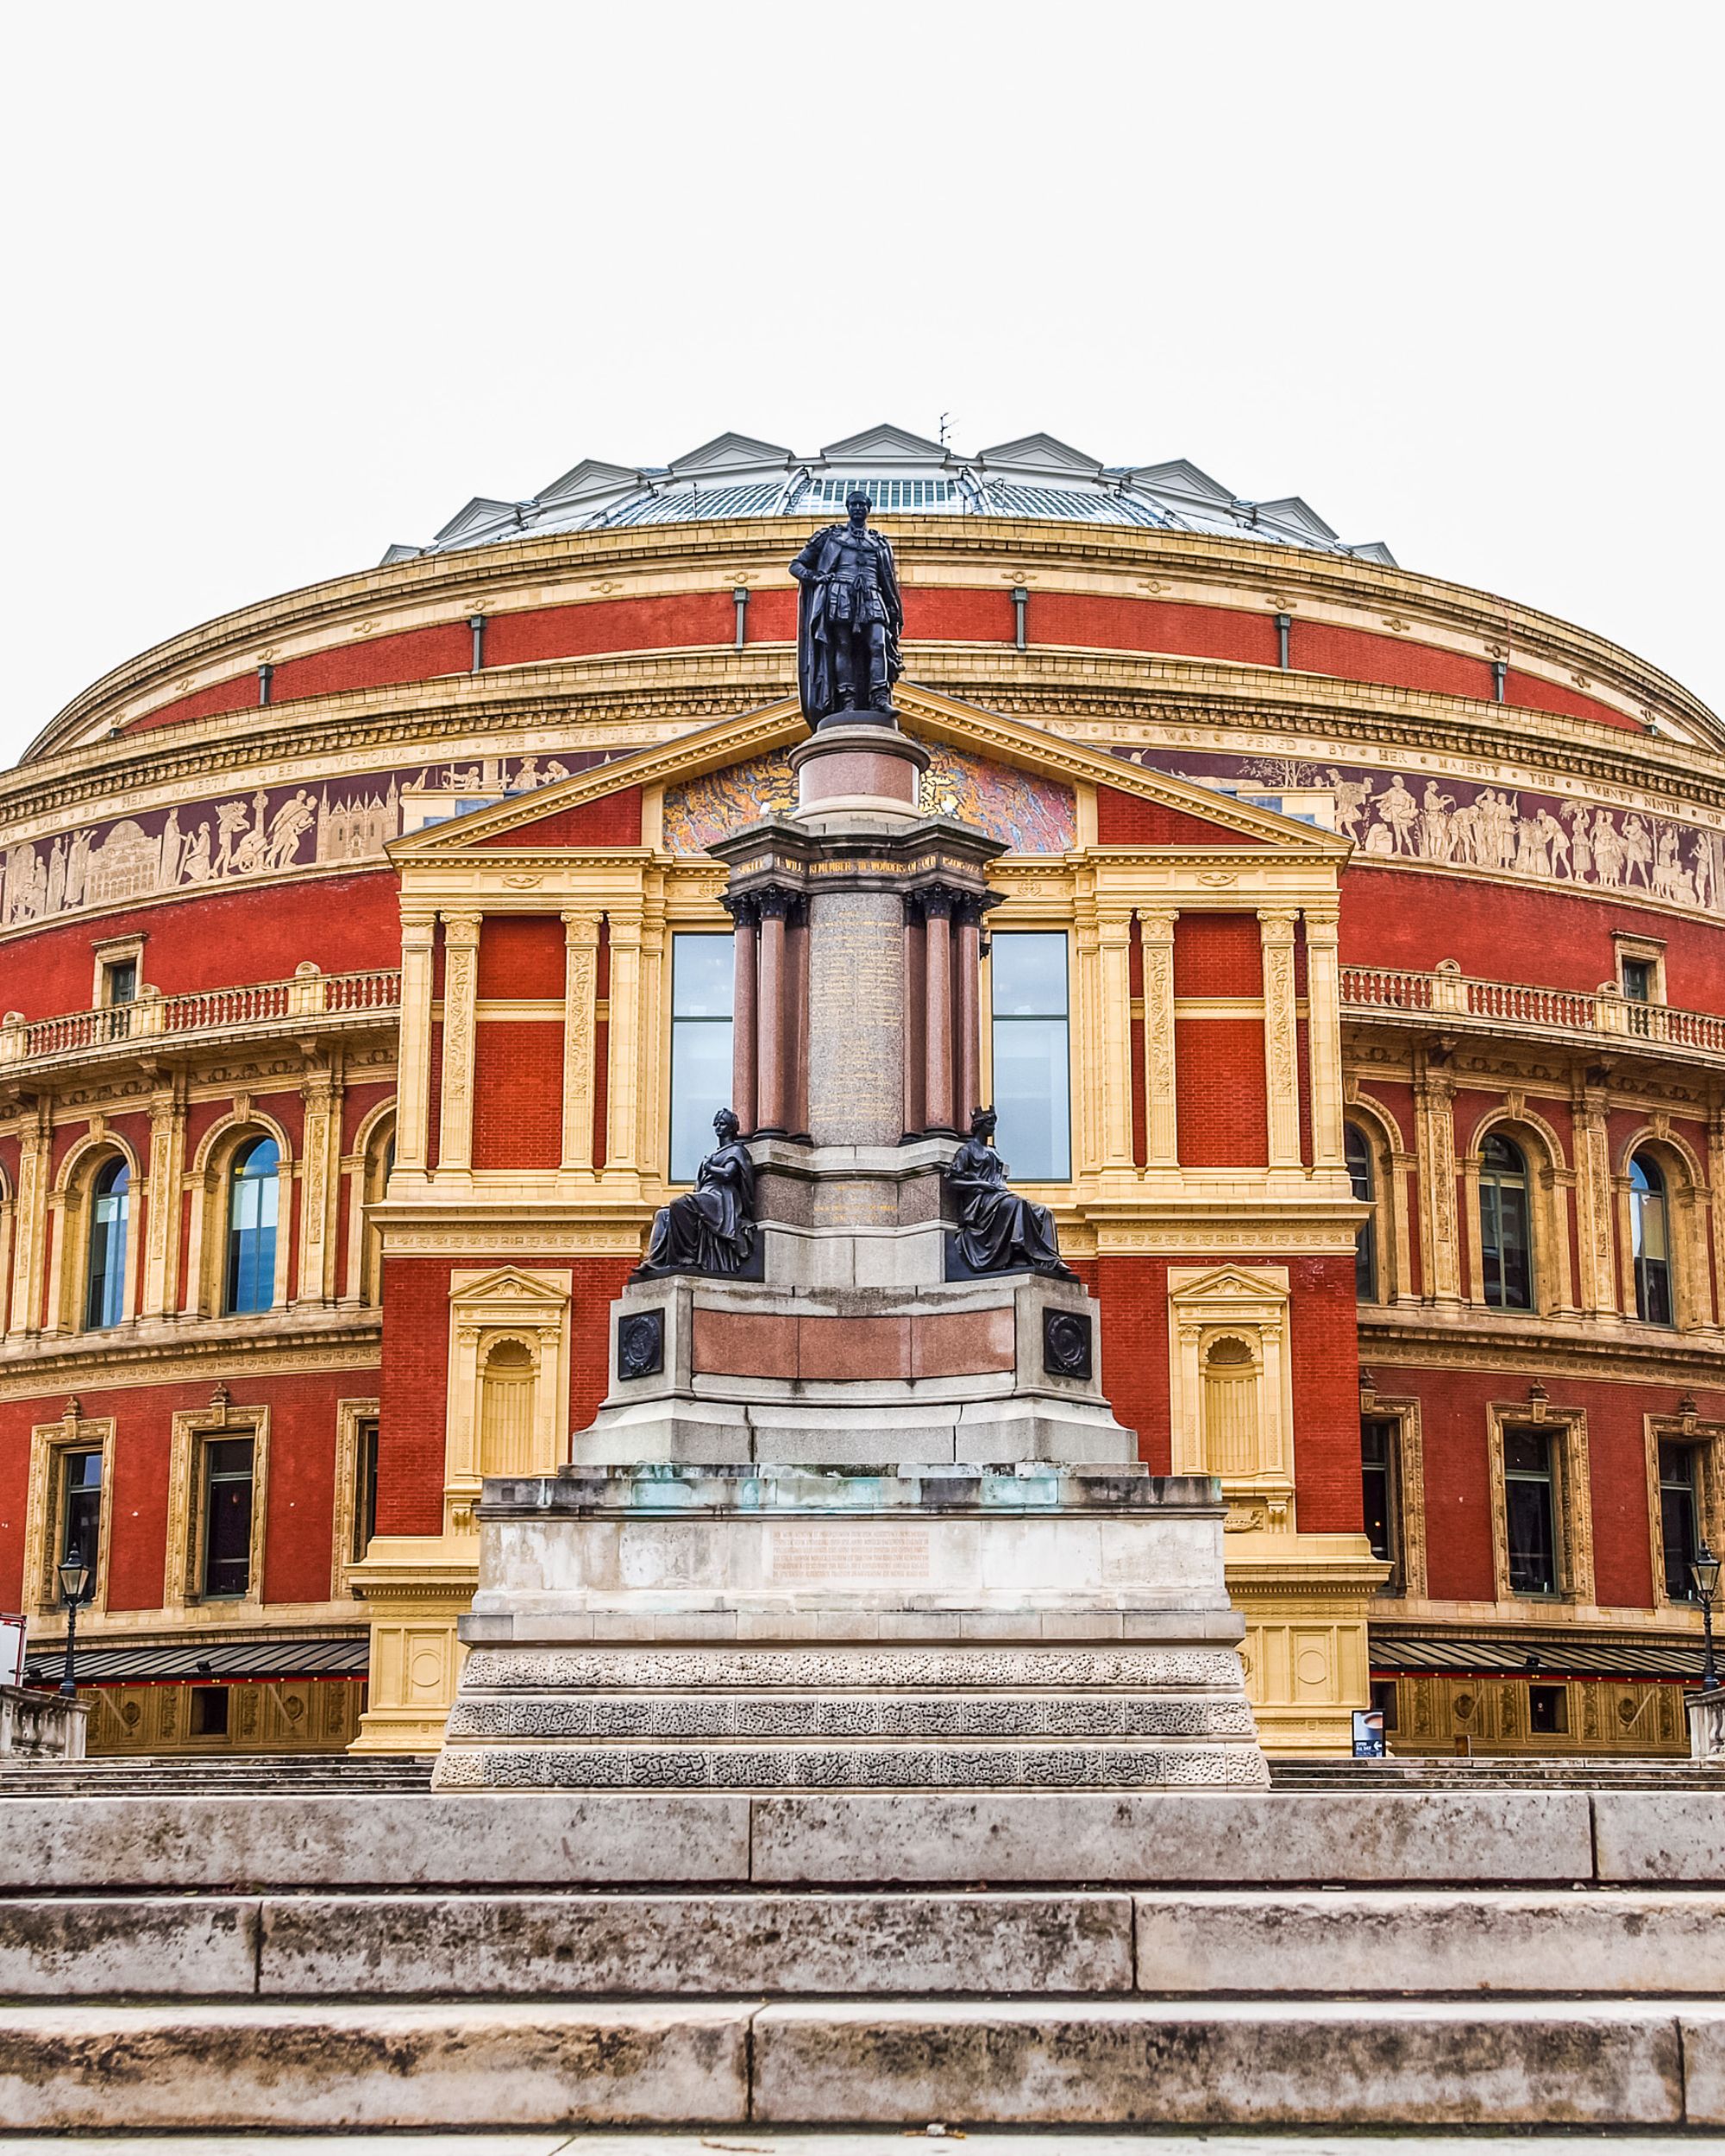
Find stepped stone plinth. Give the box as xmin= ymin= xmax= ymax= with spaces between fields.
xmin=436 ymin=712 xmax=1269 ymax=1790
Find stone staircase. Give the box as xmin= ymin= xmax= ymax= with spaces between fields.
xmin=0 ymin=1750 xmax=434 ymax=1799
xmin=0 ymin=1782 xmax=1721 ymax=2133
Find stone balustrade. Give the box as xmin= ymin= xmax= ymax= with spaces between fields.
xmin=0 ymin=1683 xmax=90 ymax=1760
xmin=1342 ymin=962 xmax=1725 ymax=1062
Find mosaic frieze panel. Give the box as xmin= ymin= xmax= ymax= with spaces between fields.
xmin=1 ymin=752 xmax=609 ymax=931
xmin=662 ymin=742 xmax=1076 ymax=856
xmin=1115 ymin=749 xmax=1725 ymax=917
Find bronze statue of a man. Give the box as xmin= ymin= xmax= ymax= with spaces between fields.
xmin=789 ymin=490 xmax=903 ymax=725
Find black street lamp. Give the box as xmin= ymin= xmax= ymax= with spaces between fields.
xmin=1691 ymin=1539 xmax=1722 ymax=1693
xmin=56 ymin=1545 xmax=91 ymax=1701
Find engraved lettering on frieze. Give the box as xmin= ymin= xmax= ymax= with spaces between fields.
xmin=766 ymin=1525 xmax=932 ymax=1583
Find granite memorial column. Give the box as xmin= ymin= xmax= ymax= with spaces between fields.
xmin=923 ymin=889 xmax=956 ymax=1137
xmin=729 ymin=896 xmax=759 ymax=1136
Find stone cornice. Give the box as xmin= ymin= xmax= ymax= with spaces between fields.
xmin=1359 ymin=1307 xmax=1725 ymax=1387
xmin=0 ymin=1309 xmax=382 ymax=1403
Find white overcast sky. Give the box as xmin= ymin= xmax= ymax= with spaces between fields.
xmin=3 ymin=2 xmax=1720 ymax=766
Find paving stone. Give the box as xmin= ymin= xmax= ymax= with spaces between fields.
xmin=0 ymin=2002 xmax=749 ymax=2130
xmin=258 ymin=1890 xmax=1133 ymax=1996
xmin=750 ymin=1999 xmax=1684 ymax=2127
xmin=1132 ymin=1889 xmax=1725 ymax=1995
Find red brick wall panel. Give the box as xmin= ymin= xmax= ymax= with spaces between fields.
xmin=1174 ymin=914 xmax=1264 ymax=997
xmin=1288 ymin=1257 xmax=1363 ymax=1532
xmin=476 ymin=916 xmax=565 ymax=1000
xmin=1095 ymin=1254 xmax=1170 ymax=1470
xmin=1098 ymin=788 xmax=1270 ymax=848
xmin=475 ymin=789 xmax=642 ymax=849
xmin=0 ymin=874 xmax=398 ymax=1019
xmin=1176 ymin=1020 xmax=1267 ymax=1165
xmin=471 ymin=1022 xmax=563 ymax=1169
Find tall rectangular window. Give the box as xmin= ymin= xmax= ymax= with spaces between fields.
xmin=1503 ymin=1426 xmax=1559 ymax=1595
xmin=668 ymin=935 xmax=734 ymax=1183
xmin=60 ymin=1451 xmax=102 ymax=1581
xmin=989 ymin=933 xmax=1070 ymax=1181
xmin=352 ymin=1416 xmax=380 ymax=1563
xmin=1659 ymin=1441 xmax=1702 ymax=1601
xmin=1360 ymin=1420 xmax=1396 ymax=1567
xmin=201 ymin=1436 xmax=255 ymax=1598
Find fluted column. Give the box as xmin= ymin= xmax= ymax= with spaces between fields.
xmin=604 ymin=912 xmax=643 ymax=1172
xmin=1303 ymin=909 xmax=1346 ymax=1169
xmin=436 ymin=912 xmax=482 ymax=1173
xmin=1258 ymin=908 xmax=1302 ymax=1169
xmin=560 ymin=911 xmax=601 ymax=1170
xmin=1140 ymin=910 xmax=1178 ymax=1169
xmin=728 ymin=898 xmax=759 ymax=1136
xmin=393 ymin=909 xmax=437 ymax=1177
xmin=923 ymin=889 xmax=956 ymax=1136
xmin=756 ymin=892 xmax=790 ymax=1136
xmin=954 ymin=898 xmax=982 ymax=1135
xmin=1097 ymin=908 xmax=1136 ymax=1172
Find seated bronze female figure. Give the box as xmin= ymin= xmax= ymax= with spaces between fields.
xmin=944 ymin=1106 xmax=1075 ymax=1279
xmin=634 ymin=1108 xmax=757 ymax=1279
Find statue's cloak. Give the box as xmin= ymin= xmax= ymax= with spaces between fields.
xmin=791 ymin=523 xmax=904 ymax=724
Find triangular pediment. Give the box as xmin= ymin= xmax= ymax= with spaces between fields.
xmin=819 ymin=423 xmax=950 ymax=463
xmin=1169 ymin=1263 xmax=1289 ymax=1303
xmin=449 ymin=1264 xmax=572 ymax=1308
xmin=390 ymin=683 xmax=1346 ymax=863
xmin=532 ymin=458 xmax=644 ymax=511
xmin=1130 ymin=458 xmax=1234 ymax=505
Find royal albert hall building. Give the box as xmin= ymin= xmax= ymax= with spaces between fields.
xmin=3 ymin=424 xmax=1721 ymax=1761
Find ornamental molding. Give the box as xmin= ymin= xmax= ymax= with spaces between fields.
xmin=0 ymin=1329 xmax=381 ymax=1403
xmin=1358 ymin=1317 xmax=1725 ymax=1388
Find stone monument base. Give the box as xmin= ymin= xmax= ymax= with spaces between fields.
xmin=433 ymin=1463 xmax=1270 ymax=1789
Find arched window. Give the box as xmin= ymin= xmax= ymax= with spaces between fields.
xmin=1346 ymin=1123 xmax=1377 ymax=1301
xmin=224 ymin=1136 xmax=279 ymax=1315
xmin=1629 ymin=1152 xmax=1673 ymax=1326
xmin=1479 ymin=1132 xmax=1533 ymax=1311
xmin=85 ymin=1157 xmax=129 ymax=1330
xmin=478 ymin=1339 xmax=536 ymax=1476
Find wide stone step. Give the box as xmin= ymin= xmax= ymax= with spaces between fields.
xmin=3 ymin=1787 xmax=1720 ymax=1887
xmin=2 ymin=1997 xmax=1720 ymax=2129
xmin=2 ymin=1888 xmax=1721 ymax=2000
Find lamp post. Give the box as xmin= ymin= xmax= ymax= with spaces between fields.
xmin=1692 ymin=1539 xmax=1721 ymax=1692
xmin=56 ymin=1545 xmax=91 ymax=1701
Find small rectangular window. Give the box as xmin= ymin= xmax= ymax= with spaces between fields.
xmin=200 ymin=1436 xmax=255 ymax=1598
xmin=668 ymin=934 xmax=734 ymax=1182
xmin=1527 ymin=1683 xmax=1569 ymax=1735
xmin=989 ymin=932 xmax=1071 ymax=1181
xmin=1360 ymin=1420 xmax=1397 ymax=1568
xmin=1620 ymin=958 xmax=1654 ymax=1003
xmin=1659 ymin=1441 xmax=1701 ymax=1601
xmin=353 ymin=1416 xmax=380 ymax=1563
xmin=1503 ymin=1426 xmax=1559 ymax=1596
xmin=189 ymin=1685 xmax=229 ymax=1737
xmin=59 ymin=1450 xmax=103 ymax=1583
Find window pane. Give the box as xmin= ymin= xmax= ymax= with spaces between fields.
xmin=61 ymin=1451 xmax=102 ymax=1581
xmin=990 ymin=933 xmax=1068 ymax=1017
xmin=669 ymin=1018 xmax=734 ymax=1181
xmin=226 ymin=1140 xmax=280 ymax=1315
xmin=1482 ymin=1178 xmax=1532 ymax=1311
xmin=1503 ymin=1431 xmax=1557 ymax=1595
xmin=1659 ymin=1445 xmax=1699 ymax=1599
xmin=203 ymin=1438 xmax=254 ymax=1598
xmin=354 ymin=1420 xmax=380 ymax=1562
xmin=1360 ymin=1421 xmax=1395 ymax=1564
xmin=672 ymin=935 xmax=734 ymax=1018
xmin=86 ymin=1164 xmax=129 ymax=1330
xmin=992 ymin=1017 xmax=1070 ymax=1181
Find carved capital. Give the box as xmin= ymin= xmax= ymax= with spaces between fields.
xmin=560 ymin=911 xmax=602 ymax=946
xmin=439 ymin=912 xmax=482 ymax=948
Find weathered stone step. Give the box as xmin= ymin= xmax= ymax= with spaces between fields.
xmin=2 ymin=1787 xmax=1719 ymax=1888
xmin=2 ymin=1888 xmax=1721 ymax=2000
xmin=1272 ymin=1758 xmax=1725 ymax=1789
xmin=2 ymin=2139 xmax=1715 ymax=2156
xmin=2 ymin=1997 xmax=1720 ymax=2129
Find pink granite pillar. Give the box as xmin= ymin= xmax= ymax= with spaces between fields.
xmin=923 ymin=889 xmax=956 ymax=1136
xmin=903 ymin=899 xmax=926 ymax=1138
xmin=785 ymin=899 xmax=809 ymax=1137
xmin=955 ymin=899 xmax=982 ymax=1134
xmin=731 ymin=897 xmax=758 ymax=1134
xmin=756 ymin=892 xmax=789 ymax=1136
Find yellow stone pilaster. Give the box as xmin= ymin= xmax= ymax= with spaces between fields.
xmin=296 ymin=1062 xmax=344 ymax=1306
xmin=560 ymin=910 xmax=600 ymax=1173
xmin=1139 ymin=908 xmax=1178 ymax=1168
xmin=436 ymin=911 xmax=481 ymax=1176
xmin=1303 ymin=909 xmax=1346 ymax=1171
xmin=6 ymin=1106 xmax=49 ymax=1340
xmin=605 ymin=912 xmax=643 ymax=1175
xmin=140 ymin=1087 xmax=186 ymax=1319
xmin=1414 ymin=1062 xmax=1462 ymax=1303
xmin=393 ymin=909 xmax=437 ymax=1179
xmin=1258 ymin=908 xmax=1302 ymax=1169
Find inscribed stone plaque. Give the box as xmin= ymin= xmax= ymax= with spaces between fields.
xmin=806 ymin=890 xmax=905 ymax=1144
xmin=767 ymin=1523 xmax=932 ymax=1583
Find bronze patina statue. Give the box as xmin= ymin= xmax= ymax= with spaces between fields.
xmin=944 ymin=1107 xmax=1076 ymax=1279
xmin=789 ymin=490 xmax=904 ymax=724
xmin=635 ymin=1109 xmax=757 ymax=1279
